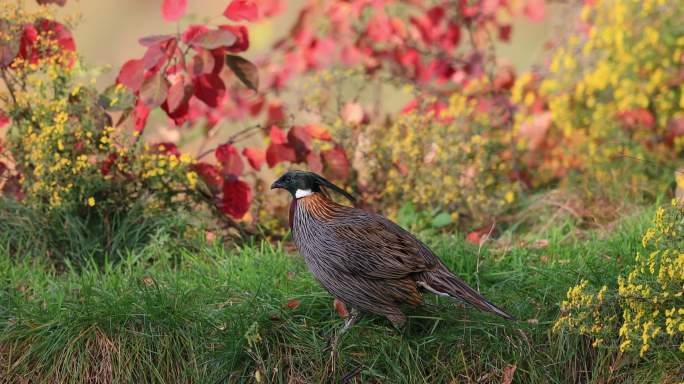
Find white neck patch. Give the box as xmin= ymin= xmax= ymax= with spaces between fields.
xmin=295 ymin=189 xmax=313 ymax=199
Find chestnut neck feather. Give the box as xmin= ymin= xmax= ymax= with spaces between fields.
xmin=289 ymin=192 xmax=346 ymax=228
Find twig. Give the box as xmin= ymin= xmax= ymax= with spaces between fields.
xmin=196 ymin=124 xmax=263 ymax=160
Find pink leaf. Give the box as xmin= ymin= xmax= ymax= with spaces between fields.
xmin=523 ymin=0 xmax=546 ymax=22
xmin=242 ymin=147 xmax=265 ymax=170
xmin=341 ymin=102 xmax=365 ymax=125
xmin=223 ymin=0 xmax=259 ymax=22
xmin=162 ymin=0 xmax=187 ymax=22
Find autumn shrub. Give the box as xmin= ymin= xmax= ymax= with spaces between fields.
xmin=0 ymin=3 xmax=254 ymax=261
xmin=554 ymin=199 xmax=684 ymax=359
xmin=515 ymin=0 xmax=684 ymax=198
xmin=315 ymin=72 xmax=520 ymax=228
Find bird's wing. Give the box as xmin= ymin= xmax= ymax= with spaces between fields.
xmin=325 ymin=208 xmax=439 ymax=279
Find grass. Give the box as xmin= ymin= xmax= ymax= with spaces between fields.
xmin=0 ymin=205 xmax=681 ymax=383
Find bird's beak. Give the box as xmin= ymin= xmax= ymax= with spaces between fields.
xmin=271 ymin=179 xmax=285 ymax=190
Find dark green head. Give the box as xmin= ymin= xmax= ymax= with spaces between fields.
xmin=271 ymin=170 xmax=354 ymax=202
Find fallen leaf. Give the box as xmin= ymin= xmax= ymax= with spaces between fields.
xmin=334 ymin=298 xmax=349 ymax=318
xmin=501 ymin=364 xmax=517 ymax=384
xmin=286 ymin=299 xmax=300 ymax=309
xmin=532 ymin=239 xmax=549 ymax=249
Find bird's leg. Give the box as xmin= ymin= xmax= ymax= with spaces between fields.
xmin=325 ymin=308 xmax=361 ymax=355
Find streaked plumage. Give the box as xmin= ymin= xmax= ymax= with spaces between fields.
xmin=272 ymin=171 xmax=513 ymax=341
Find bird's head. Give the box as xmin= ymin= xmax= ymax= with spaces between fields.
xmin=271 ymin=170 xmax=354 ymax=202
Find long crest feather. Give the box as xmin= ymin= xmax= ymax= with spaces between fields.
xmin=314 ymin=174 xmax=355 ymax=203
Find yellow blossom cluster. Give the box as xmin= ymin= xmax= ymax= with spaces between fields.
xmin=555 ymin=199 xmax=684 ymax=358
xmin=351 ymin=76 xmax=518 ymax=226
xmin=514 ymin=0 xmax=684 ymax=192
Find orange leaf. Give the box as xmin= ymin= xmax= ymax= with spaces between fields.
xmin=286 ymin=299 xmax=300 ymax=309
xmin=502 ymin=364 xmax=517 ymax=384
xmin=333 ymin=298 xmax=348 ymax=318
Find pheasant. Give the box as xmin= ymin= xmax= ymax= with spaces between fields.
xmin=271 ymin=170 xmax=514 ymax=349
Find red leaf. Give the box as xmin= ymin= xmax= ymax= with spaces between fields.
xmin=189 ymin=49 xmax=220 ymax=76
xmin=286 ymin=299 xmax=301 ymax=310
xmin=181 ymin=25 xmax=209 ymax=44
xmin=266 ymin=101 xmax=285 ymax=125
xmin=218 ymin=25 xmax=249 ymax=52
xmin=242 ymin=147 xmax=265 ymax=170
xmin=0 ymin=110 xmax=9 ymax=129
xmin=287 ymin=125 xmax=312 ymax=152
xmin=192 ymin=163 xmax=222 ymax=193
xmin=166 ymin=75 xmax=194 ymax=113
xmin=333 ymin=298 xmax=349 ymax=319
xmin=133 ymin=100 xmax=150 ymax=132
xmin=266 ymin=143 xmax=296 ymax=167
xmin=193 ymin=73 xmax=225 ymax=108
xmin=321 ymin=146 xmax=349 ymax=180
xmin=225 ymin=54 xmax=259 ymax=91
xmin=220 ymin=178 xmax=252 ymax=219
xmin=306 ymin=151 xmax=323 ymax=173
xmin=304 ymin=124 xmax=331 ymax=140
xmin=498 ymin=25 xmax=512 ymax=42
xmin=215 ymin=143 xmax=244 ymax=176
xmin=140 ymin=71 xmax=169 ymax=108
xmin=523 ymin=0 xmax=546 ymax=22
xmin=116 ymin=59 xmax=145 ymax=92
xmin=269 ymin=125 xmax=287 ymax=144
xmin=162 ymin=0 xmax=187 ymax=22
xmin=223 ymin=0 xmax=258 ymax=22
xmin=189 ymin=29 xmax=237 ymax=50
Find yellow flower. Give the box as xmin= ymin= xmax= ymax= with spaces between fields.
xmin=87 ymin=197 xmax=95 ymax=207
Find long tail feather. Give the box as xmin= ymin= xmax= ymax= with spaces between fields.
xmin=418 ymin=266 xmax=515 ymax=320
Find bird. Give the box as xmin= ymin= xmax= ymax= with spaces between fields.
xmin=271 ymin=170 xmax=514 ymax=350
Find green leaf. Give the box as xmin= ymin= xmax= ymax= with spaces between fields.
xmin=431 ymin=212 xmax=452 ymax=228
xmin=225 ymin=54 xmax=259 ymax=91
xmin=98 ymin=84 xmax=136 ymax=111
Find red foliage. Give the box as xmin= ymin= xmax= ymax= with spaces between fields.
xmin=220 ymin=178 xmax=252 ymax=218
xmin=18 ymin=19 xmax=75 ymax=65
xmin=99 ymin=0 xmax=539 ymax=223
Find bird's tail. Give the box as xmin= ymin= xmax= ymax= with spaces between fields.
xmin=417 ymin=265 xmax=515 ymax=320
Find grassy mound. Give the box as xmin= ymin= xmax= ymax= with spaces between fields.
xmin=1 ymin=206 xmax=681 ymax=383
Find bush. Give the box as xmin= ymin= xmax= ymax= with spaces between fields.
xmin=516 ymin=0 xmax=684 ymax=193
xmin=554 ymin=199 xmax=684 ymax=358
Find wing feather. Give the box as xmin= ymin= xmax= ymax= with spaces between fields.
xmin=326 ymin=208 xmax=438 ymax=279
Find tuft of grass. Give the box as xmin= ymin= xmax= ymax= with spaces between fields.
xmin=0 ymin=198 xmax=199 ymax=267
xmin=0 ymin=206 xmax=680 ymax=383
